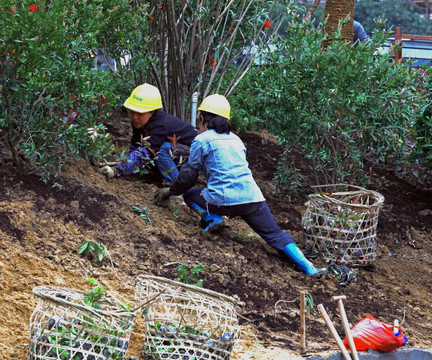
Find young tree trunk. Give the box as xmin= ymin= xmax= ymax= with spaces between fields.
xmin=303 ymin=0 xmax=321 ymax=23
xmin=138 ymin=0 xmax=286 ymax=121
xmin=323 ymin=0 xmax=354 ymax=43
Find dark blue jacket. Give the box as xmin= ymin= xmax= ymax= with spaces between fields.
xmin=131 ymin=110 xmax=197 ymax=152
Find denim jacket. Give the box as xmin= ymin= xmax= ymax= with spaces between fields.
xmin=187 ymin=129 xmax=265 ymax=206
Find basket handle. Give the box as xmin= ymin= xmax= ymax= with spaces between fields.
xmin=136 ymin=275 xmax=240 ymax=305
xmin=311 ymin=183 xmax=365 ymax=191
xmin=131 ymin=288 xmax=166 ymax=313
xmin=33 ymin=286 xmax=136 ymax=319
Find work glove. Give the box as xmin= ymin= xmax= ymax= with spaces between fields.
xmin=99 ymin=165 xmax=116 ymax=179
xmin=154 ymin=188 xmax=172 ymax=207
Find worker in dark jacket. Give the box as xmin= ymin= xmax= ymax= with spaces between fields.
xmin=100 ymin=84 xmax=198 ymax=184
xmin=154 ymin=94 xmax=322 ymax=276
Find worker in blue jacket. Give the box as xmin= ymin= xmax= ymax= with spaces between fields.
xmin=353 ymin=21 xmax=369 ymax=43
xmin=154 ymin=94 xmax=322 ymax=276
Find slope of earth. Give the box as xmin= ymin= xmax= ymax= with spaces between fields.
xmin=0 ymin=114 xmax=432 ymax=360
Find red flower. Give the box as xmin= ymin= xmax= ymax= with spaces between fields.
xmin=231 ymin=26 xmax=235 ymax=30
xmin=263 ymin=20 xmax=272 ymax=29
xmin=210 ymin=58 xmax=218 ymax=69
xmin=10 ymin=9 xmax=16 ymax=14
xmin=27 ymin=4 xmax=38 ymax=12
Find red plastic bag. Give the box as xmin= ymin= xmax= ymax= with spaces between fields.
xmin=343 ymin=315 xmax=407 ymax=352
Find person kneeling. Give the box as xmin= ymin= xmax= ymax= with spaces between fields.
xmin=99 ymin=83 xmax=198 ymax=185
xmin=154 ymin=94 xmax=322 ymax=276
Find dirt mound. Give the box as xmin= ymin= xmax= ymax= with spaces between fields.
xmin=0 ymin=116 xmax=432 ymax=360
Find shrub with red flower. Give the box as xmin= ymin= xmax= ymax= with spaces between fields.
xmin=27 ymin=4 xmax=38 ymax=12
xmin=210 ymin=58 xmax=217 ymax=69
xmin=263 ymin=20 xmax=272 ymax=29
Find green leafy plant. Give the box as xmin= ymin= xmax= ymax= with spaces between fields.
xmin=411 ymin=99 xmax=432 ymax=166
xmin=172 ymin=205 xmax=179 ymax=219
xmin=355 ymin=0 xmax=432 ymax=35
xmin=106 ymin=0 xmax=291 ymax=121
xmin=236 ymin=231 xmax=258 ymax=242
xmin=274 ymin=291 xmax=314 ymax=318
xmin=302 ymin=292 xmax=314 ymax=316
xmin=84 ymin=277 xmax=107 ymax=309
xmin=177 ymin=262 xmax=206 ymax=287
xmin=51 ymin=182 xmax=63 ymax=190
xmin=131 ymin=136 xmax=155 ymax=179
xmin=0 ymin=0 xmax=129 ymax=181
xmin=78 ymin=240 xmax=107 ymax=262
xmin=30 ymin=278 xmax=132 ymax=360
xmin=132 ymin=204 xmax=152 ymax=225
xmin=231 ymin=14 xmax=425 ymax=188
xmin=274 ymin=149 xmax=309 ymax=199
xmin=145 ymin=320 xmax=234 ymax=360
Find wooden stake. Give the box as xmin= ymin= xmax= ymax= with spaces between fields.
xmin=318 ymin=304 xmax=352 ymax=360
xmin=300 ymin=291 xmax=306 ymax=354
xmin=331 ymin=296 xmax=359 ymax=360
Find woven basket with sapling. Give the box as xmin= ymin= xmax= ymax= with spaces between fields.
xmin=135 ymin=275 xmax=240 ymax=360
xmin=302 ymin=184 xmax=384 ymax=267
xmin=29 ymin=280 xmax=137 ymax=360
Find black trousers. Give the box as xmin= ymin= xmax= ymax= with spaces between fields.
xmin=184 ymin=187 xmax=294 ymax=250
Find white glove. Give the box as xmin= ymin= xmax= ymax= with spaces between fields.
xmin=99 ymin=165 xmax=115 ymax=179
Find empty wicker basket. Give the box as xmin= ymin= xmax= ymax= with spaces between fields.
xmin=135 ymin=275 xmax=240 ymax=360
xmin=302 ymin=184 xmax=384 ymax=267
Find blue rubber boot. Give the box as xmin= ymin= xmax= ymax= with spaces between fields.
xmin=283 ymin=243 xmax=318 ymax=276
xmin=191 ymin=203 xmax=224 ymax=232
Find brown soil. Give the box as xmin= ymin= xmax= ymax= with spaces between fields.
xmin=1 ymin=115 xmax=432 ymax=360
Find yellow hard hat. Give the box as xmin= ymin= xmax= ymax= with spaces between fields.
xmin=198 ymin=94 xmax=231 ymax=120
xmin=123 ymin=83 xmax=163 ymax=113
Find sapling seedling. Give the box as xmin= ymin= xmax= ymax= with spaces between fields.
xmin=51 ymin=182 xmax=63 ymax=189
xmin=132 ymin=136 xmax=155 ymax=181
xmin=172 ymin=205 xmax=179 ymax=219
xmin=177 ymin=262 xmax=206 ymax=287
xmin=236 ymin=231 xmax=257 ymax=242
xmin=302 ymin=292 xmax=314 ymax=316
xmin=84 ymin=277 xmax=107 ymax=309
xmin=274 ymin=292 xmax=314 ymax=318
xmin=78 ymin=240 xmax=107 ymax=262
xmin=133 ymin=204 xmax=153 ymax=225
xmin=30 ymin=278 xmax=132 ymax=360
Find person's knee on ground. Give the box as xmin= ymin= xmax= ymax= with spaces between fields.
xmin=155 ymin=142 xmax=179 ymax=185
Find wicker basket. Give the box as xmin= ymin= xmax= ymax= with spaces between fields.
xmin=302 ymin=184 xmax=384 ymax=267
xmin=135 ymin=275 xmax=240 ymax=360
xmin=29 ymin=286 xmax=136 ymax=360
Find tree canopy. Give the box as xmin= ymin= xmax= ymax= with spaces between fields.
xmin=355 ymin=0 xmax=432 ymax=35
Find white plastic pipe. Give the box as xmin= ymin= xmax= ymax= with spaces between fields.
xmin=191 ymin=92 xmax=200 ymax=127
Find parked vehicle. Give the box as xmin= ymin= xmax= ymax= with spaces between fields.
xmin=381 ymin=35 xmax=432 ymax=67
